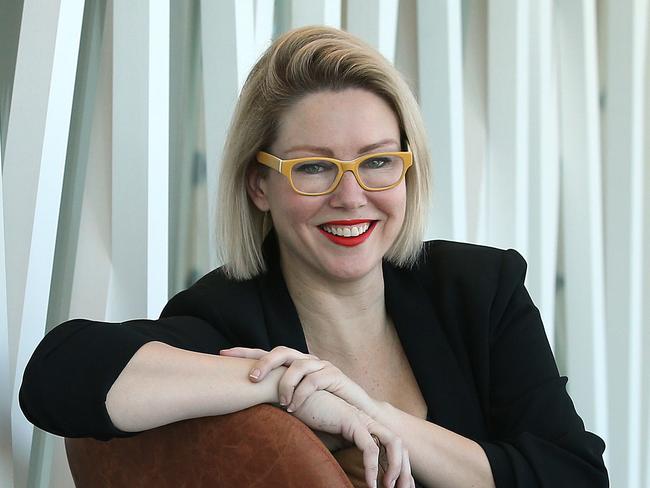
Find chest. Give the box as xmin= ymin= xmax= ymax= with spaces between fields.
xmin=311 ymin=338 xmax=428 ymax=420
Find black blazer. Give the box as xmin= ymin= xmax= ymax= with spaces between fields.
xmin=20 ymin=235 xmax=608 ymax=487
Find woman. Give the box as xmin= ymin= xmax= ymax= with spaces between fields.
xmin=20 ymin=26 xmax=607 ymax=488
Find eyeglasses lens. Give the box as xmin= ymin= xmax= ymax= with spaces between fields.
xmin=290 ymin=155 xmax=405 ymax=194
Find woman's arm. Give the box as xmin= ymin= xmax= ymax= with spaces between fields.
xmin=372 ymin=402 xmax=494 ymax=488
xmin=105 ymin=341 xmax=286 ymax=432
xmin=19 ymin=315 xmax=237 ymax=439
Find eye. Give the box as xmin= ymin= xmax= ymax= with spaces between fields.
xmin=294 ymin=161 xmax=334 ymax=174
xmin=362 ymin=157 xmax=391 ymax=169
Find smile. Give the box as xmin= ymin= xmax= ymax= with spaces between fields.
xmin=317 ymin=219 xmax=377 ymax=247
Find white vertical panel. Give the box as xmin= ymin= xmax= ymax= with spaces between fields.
xmin=71 ymin=2 xmax=113 ymax=322
xmin=200 ymin=0 xmax=241 ymax=266
xmin=527 ymin=0 xmax=559 ymax=347
xmin=346 ymin=0 xmax=399 ymax=63
xmin=461 ymin=0 xmax=488 ymax=244
xmin=641 ymin=27 xmax=650 ymax=487
xmin=201 ymin=0 xmax=270 ymax=266
xmin=169 ymin=1 xmax=203 ymax=296
xmin=255 ymin=0 xmax=275 ymax=51
xmin=3 ymin=1 xmax=85 ymax=487
xmin=603 ymin=1 xmax=648 ymax=486
xmin=109 ymin=0 xmax=169 ymax=321
xmin=291 ymin=0 xmax=341 ymax=28
xmin=417 ymin=0 xmax=466 ymax=241
xmin=555 ymin=0 xmax=609 ymax=452
xmin=147 ymin=1 xmax=170 ymax=320
xmin=486 ymin=0 xmax=530 ymax=255
xmin=235 ymin=1 xmax=256 ymax=92
xmin=0 ymin=132 xmax=12 ymax=488
xmin=643 ymin=16 xmax=650 ymax=483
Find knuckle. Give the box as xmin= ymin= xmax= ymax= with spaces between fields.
xmin=302 ymin=376 xmax=316 ymax=389
xmin=258 ymin=358 xmax=272 ymax=369
xmin=283 ymin=373 xmax=300 ymax=388
xmin=295 ymin=358 xmax=310 ymax=369
xmin=380 ymin=431 xmax=394 ymax=443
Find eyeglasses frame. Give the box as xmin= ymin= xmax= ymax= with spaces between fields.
xmin=255 ymin=147 xmax=413 ymax=196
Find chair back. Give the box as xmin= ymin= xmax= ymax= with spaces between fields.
xmin=65 ymin=404 xmax=354 ymax=487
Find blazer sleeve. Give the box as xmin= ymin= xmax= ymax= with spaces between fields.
xmin=19 ymin=288 xmax=233 ymax=441
xmin=475 ymin=249 xmax=608 ymax=487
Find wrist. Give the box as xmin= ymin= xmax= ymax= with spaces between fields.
xmin=257 ymin=364 xmax=288 ymax=405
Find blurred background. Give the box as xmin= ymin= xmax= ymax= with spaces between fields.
xmin=1 ymin=0 xmax=648 ymax=487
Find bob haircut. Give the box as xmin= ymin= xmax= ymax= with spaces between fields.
xmin=217 ymin=25 xmax=432 ymax=280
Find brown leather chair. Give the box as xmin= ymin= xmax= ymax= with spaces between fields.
xmin=65 ymin=404 xmax=359 ymax=487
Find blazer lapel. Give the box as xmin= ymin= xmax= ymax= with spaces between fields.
xmin=383 ymin=261 xmax=486 ymax=438
xmin=258 ymin=233 xmax=310 ymax=353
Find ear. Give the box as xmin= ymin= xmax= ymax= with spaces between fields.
xmin=246 ymin=164 xmax=271 ymax=212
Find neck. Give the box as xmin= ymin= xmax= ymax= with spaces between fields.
xmin=280 ymin=255 xmax=388 ymax=358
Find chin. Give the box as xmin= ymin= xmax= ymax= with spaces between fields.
xmin=318 ymin=255 xmax=380 ymax=282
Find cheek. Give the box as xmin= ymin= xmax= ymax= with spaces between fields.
xmin=379 ymin=184 xmax=407 ymax=220
xmin=267 ymin=189 xmax=323 ymax=228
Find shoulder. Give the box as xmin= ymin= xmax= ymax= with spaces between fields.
xmin=409 ymin=240 xmax=527 ymax=295
xmin=394 ymin=240 xmax=532 ymax=341
xmin=160 ymin=267 xmax=264 ymax=334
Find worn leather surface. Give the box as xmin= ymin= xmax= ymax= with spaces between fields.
xmin=66 ymin=404 xmax=353 ymax=487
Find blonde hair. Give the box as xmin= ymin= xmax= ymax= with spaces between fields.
xmin=217 ymin=26 xmax=432 ymax=280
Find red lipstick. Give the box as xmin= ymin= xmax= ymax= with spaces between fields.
xmin=318 ymin=220 xmax=377 ymax=247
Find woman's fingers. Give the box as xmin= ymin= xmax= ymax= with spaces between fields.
xmin=366 ymin=419 xmax=414 ymax=488
xmin=285 ymin=363 xmax=342 ymax=411
xmin=344 ymin=414 xmax=409 ymax=488
xmin=367 ymin=422 xmax=402 ymax=488
xmin=348 ymin=424 xmax=380 ymax=488
xmin=278 ymin=359 xmax=328 ymax=407
xmin=397 ymin=448 xmax=414 ymax=488
xmin=218 ymin=347 xmax=268 ymax=359
xmin=222 ymin=345 xmax=318 ymax=382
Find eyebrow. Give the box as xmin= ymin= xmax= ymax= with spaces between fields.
xmin=283 ymin=138 xmax=400 ymax=157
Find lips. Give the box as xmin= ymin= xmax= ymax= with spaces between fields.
xmin=318 ymin=219 xmax=377 ymax=247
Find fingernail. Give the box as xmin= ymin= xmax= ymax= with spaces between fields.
xmin=286 ymin=403 xmax=295 ymax=413
xmin=279 ymin=396 xmax=287 ymax=406
xmin=249 ymin=368 xmax=261 ymax=379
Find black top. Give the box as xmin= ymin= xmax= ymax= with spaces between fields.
xmin=19 ymin=236 xmax=608 ymax=487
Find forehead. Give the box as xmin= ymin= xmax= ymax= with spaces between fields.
xmin=272 ymin=88 xmax=400 ymax=154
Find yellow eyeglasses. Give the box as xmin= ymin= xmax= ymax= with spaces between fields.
xmin=255 ymin=148 xmax=413 ymax=196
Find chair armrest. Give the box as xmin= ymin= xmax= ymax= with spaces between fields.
xmin=65 ymin=404 xmax=354 ymax=487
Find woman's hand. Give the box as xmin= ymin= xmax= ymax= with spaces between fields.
xmin=220 ymin=346 xmax=378 ymax=416
xmin=291 ymin=389 xmax=415 ymax=488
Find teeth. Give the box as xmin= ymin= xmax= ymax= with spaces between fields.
xmin=321 ymin=222 xmax=371 ymax=237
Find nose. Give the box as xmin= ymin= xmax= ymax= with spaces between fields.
xmin=329 ymin=171 xmax=367 ymax=209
